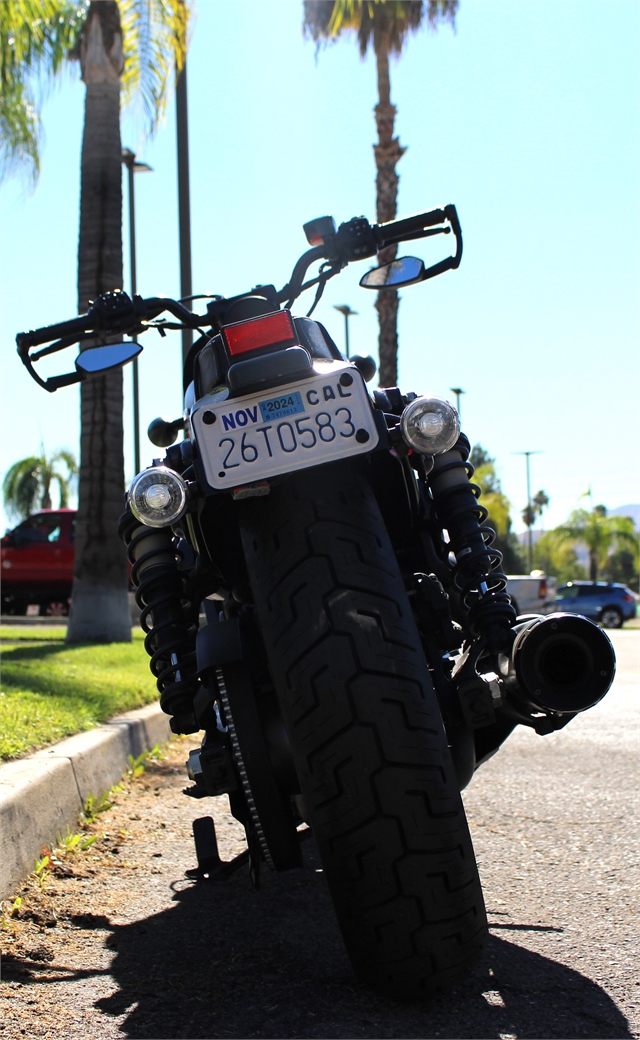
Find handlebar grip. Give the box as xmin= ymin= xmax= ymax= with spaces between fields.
xmin=16 ymin=313 xmax=93 ymax=353
xmin=373 ymin=208 xmax=447 ymax=248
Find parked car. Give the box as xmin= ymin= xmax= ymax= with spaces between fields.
xmin=555 ymin=581 xmax=637 ymax=628
xmin=506 ymin=572 xmax=557 ymax=616
xmin=1 ymin=509 xmax=76 ymax=615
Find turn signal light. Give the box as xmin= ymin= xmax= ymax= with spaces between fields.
xmin=400 ymin=396 xmax=460 ymax=455
xmin=128 ymin=467 xmax=187 ymax=528
xmin=221 ymin=310 xmax=297 ymax=357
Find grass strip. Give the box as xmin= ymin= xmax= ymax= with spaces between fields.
xmin=0 ymin=629 xmax=158 ymax=760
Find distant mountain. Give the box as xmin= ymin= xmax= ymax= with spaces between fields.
xmin=609 ymin=504 xmax=640 ymax=530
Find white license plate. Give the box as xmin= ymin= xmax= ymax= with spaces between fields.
xmin=191 ymin=363 xmax=379 ymax=490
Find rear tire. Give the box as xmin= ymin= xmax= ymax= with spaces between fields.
xmin=239 ymin=461 xmax=487 ymax=997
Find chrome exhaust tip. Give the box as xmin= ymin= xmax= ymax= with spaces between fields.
xmin=499 ymin=612 xmax=616 ymax=716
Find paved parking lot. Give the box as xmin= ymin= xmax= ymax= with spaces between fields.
xmin=0 ymin=629 xmax=637 ymax=1039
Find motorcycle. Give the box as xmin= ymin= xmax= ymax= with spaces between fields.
xmin=16 ymin=204 xmax=616 ymax=998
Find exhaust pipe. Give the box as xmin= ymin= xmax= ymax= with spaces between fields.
xmin=498 ymin=612 xmax=616 ymax=718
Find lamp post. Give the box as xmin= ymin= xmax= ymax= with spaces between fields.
xmin=333 ymin=305 xmax=358 ymax=358
xmin=514 ymin=450 xmax=543 ymax=571
xmin=122 ymin=148 xmax=152 ymax=475
xmin=450 ymin=387 xmax=465 ymax=422
xmin=176 ymin=59 xmax=193 ymax=366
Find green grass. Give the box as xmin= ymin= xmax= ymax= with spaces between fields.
xmin=0 ymin=628 xmax=159 ymax=760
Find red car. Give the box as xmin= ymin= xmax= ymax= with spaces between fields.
xmin=1 ymin=509 xmax=76 ymax=615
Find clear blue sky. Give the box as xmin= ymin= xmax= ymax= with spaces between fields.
xmin=1 ymin=0 xmax=638 ymax=537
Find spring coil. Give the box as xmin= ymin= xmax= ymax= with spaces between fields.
xmin=118 ymin=507 xmax=200 ymax=730
xmin=428 ymin=435 xmax=516 ymax=649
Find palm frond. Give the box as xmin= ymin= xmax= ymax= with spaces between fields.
xmin=0 ymin=74 xmax=40 ymax=183
xmin=303 ymin=1 xmax=457 ymax=58
xmin=557 ymin=507 xmax=639 ymax=576
xmin=2 ymin=450 xmax=78 ymax=520
xmin=118 ymin=0 xmax=193 ymax=138
xmin=51 ymin=471 xmax=70 ymax=507
xmin=0 ymin=0 xmax=87 ymax=183
xmin=2 ymin=456 xmax=42 ymax=520
xmin=51 ymin=447 xmax=79 ymax=477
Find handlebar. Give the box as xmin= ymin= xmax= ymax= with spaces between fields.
xmin=16 ymin=293 xmax=201 ymax=354
xmin=373 ymin=204 xmax=462 ymax=274
xmin=372 ymin=207 xmax=449 ymax=249
xmin=16 ymin=202 xmax=462 ymax=391
xmin=17 ymin=313 xmax=95 ymax=351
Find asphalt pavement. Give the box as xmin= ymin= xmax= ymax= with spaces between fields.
xmin=0 ymin=629 xmax=637 ymax=1039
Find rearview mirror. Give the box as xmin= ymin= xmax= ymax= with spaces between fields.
xmin=75 ymin=341 xmax=142 ymax=376
xmin=359 ymin=256 xmax=425 ymax=289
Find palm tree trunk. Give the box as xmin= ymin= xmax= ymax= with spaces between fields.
xmin=589 ymin=550 xmax=598 ymax=582
xmin=373 ymin=36 xmax=406 ymax=388
xmin=67 ymin=2 xmax=130 ymax=643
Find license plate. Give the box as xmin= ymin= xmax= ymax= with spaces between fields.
xmin=191 ymin=364 xmax=379 ymax=490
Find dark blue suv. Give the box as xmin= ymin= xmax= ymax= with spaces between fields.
xmin=555 ymin=582 xmax=637 ymax=628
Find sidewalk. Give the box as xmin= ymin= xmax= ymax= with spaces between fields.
xmin=0 ymin=703 xmax=170 ymax=901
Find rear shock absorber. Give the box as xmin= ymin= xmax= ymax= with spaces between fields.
xmin=118 ymin=508 xmax=200 ymax=733
xmin=428 ymin=434 xmax=516 ymax=654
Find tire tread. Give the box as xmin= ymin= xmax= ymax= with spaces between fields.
xmin=239 ymin=461 xmax=487 ymax=995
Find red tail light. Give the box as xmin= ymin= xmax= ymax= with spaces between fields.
xmin=221 ymin=310 xmax=297 ymax=358
xmin=622 ymin=593 xmax=634 ymax=602
xmin=539 ymin=579 xmax=547 ymax=599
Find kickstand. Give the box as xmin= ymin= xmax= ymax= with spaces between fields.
xmin=185 ymin=816 xmax=250 ymax=882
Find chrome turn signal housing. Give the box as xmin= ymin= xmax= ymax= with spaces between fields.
xmin=400 ymin=396 xmax=460 ymax=455
xmin=128 ymin=466 xmax=187 ymax=528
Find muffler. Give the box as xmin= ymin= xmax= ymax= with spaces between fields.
xmin=497 ymin=612 xmax=616 ymax=722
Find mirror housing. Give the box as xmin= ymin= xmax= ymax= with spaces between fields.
xmin=360 ymin=256 xmax=425 ymax=289
xmin=75 ymin=341 xmax=142 ymax=377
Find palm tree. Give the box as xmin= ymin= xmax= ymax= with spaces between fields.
xmin=1 ymin=0 xmax=192 ymax=642
xmin=556 ymin=505 xmax=638 ymax=582
xmin=3 ymin=449 xmax=77 ymax=521
xmin=303 ymin=0 xmax=458 ymax=387
xmin=532 ymin=530 xmax=587 ymax=585
xmin=471 ymin=453 xmax=525 ymax=574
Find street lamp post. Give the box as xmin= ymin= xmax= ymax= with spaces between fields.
xmin=176 ymin=59 xmax=193 ymax=366
xmin=514 ymin=450 xmax=543 ymax=571
xmin=122 ymin=148 xmax=152 ymax=476
xmin=333 ymin=305 xmax=358 ymax=358
xmin=450 ymin=387 xmax=465 ymax=422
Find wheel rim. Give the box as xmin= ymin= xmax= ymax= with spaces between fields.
xmin=601 ymin=609 xmax=621 ymax=628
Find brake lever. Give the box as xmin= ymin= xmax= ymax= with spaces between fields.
xmin=29 ymin=330 xmax=98 ymax=363
xmin=415 ymin=206 xmax=462 ymax=282
xmin=400 ymin=226 xmax=450 ymax=245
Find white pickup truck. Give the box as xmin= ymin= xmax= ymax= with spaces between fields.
xmin=506 ymin=571 xmax=557 ymax=616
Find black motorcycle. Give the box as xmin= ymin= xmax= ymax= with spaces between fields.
xmin=17 ymin=205 xmax=616 ymax=997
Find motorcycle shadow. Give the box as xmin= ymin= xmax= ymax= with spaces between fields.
xmin=90 ymin=840 xmax=632 ymax=1040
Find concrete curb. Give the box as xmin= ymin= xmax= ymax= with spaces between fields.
xmin=0 ymin=703 xmax=171 ymax=901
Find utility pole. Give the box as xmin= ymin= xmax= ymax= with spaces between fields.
xmin=514 ymin=450 xmax=543 ymax=571
xmin=450 ymin=387 xmax=465 ymax=422
xmin=176 ymin=59 xmax=192 ymax=366
xmin=333 ymin=305 xmax=358 ymax=358
xmin=122 ymin=148 xmax=152 ymax=475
